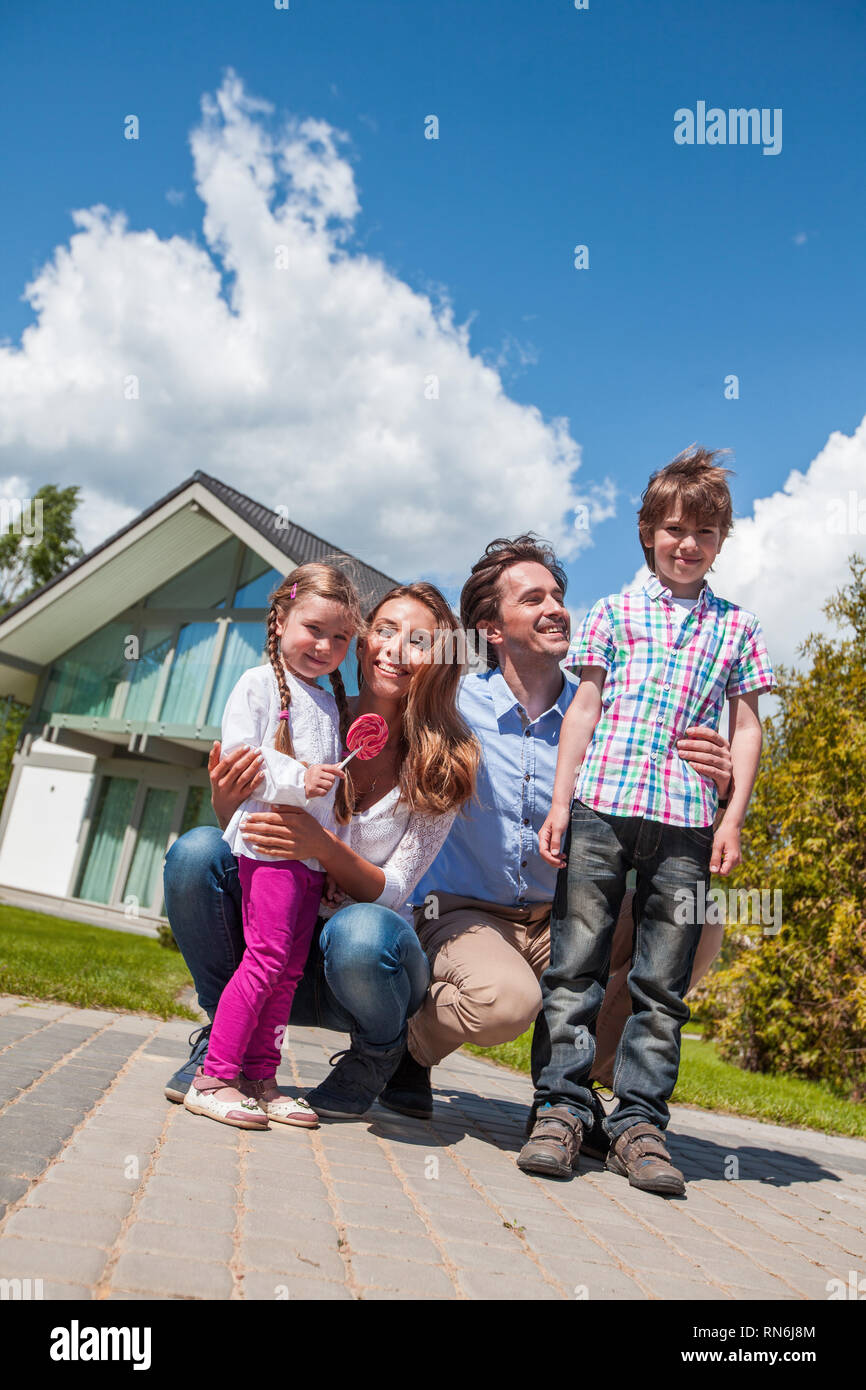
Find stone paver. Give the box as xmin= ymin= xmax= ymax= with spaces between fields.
xmin=0 ymin=993 xmax=864 ymax=1301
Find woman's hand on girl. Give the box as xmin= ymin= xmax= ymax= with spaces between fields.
xmin=241 ymin=806 xmax=330 ymax=861
xmin=208 ymin=742 xmax=265 ymax=830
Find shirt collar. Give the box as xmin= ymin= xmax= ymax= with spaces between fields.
xmin=486 ymin=666 xmax=572 ymax=724
xmin=642 ymin=573 xmax=715 ymax=613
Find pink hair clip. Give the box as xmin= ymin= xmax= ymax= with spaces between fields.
xmin=278 ymin=710 xmax=291 ymax=720
xmin=289 ymin=582 xmax=297 ymax=599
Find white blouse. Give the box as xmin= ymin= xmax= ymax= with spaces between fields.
xmin=221 ymin=664 xmax=341 ymax=869
xmin=325 ymin=787 xmax=457 ymax=926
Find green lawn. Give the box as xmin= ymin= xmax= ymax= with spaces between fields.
xmin=0 ymin=905 xmax=197 ymax=1019
xmin=465 ymin=1031 xmax=866 ymax=1140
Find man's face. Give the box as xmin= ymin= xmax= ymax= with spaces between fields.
xmin=482 ymin=561 xmax=570 ymax=664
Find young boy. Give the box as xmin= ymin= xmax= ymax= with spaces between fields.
xmin=517 ymin=446 xmax=775 ymax=1196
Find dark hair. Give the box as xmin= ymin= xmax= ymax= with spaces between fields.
xmin=460 ymin=535 xmax=568 ymax=669
xmin=638 ymin=445 xmax=734 ymax=571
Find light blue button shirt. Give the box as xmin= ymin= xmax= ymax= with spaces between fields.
xmin=412 ymin=666 xmax=578 ymax=908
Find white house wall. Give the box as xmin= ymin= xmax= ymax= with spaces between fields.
xmin=0 ymin=762 xmax=94 ymax=896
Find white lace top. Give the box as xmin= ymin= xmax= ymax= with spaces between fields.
xmin=221 ymin=664 xmax=341 ymax=870
xmin=325 ymin=787 xmax=457 ymax=926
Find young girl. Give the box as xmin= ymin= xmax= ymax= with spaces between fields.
xmin=184 ymin=562 xmax=362 ymax=1130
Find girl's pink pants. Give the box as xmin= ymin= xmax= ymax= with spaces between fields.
xmin=204 ymin=856 xmax=325 ymax=1082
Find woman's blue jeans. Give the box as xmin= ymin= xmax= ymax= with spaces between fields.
xmin=162 ymin=826 xmax=430 ymax=1050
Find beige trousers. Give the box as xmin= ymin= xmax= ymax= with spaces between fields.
xmin=407 ymin=890 xmax=723 ymax=1084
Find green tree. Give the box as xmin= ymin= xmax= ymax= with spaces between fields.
xmin=0 ymin=484 xmax=84 ymax=615
xmin=698 ymin=555 xmax=866 ymax=1099
xmin=0 ymin=483 xmax=85 ymax=811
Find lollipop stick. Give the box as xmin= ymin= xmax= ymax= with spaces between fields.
xmin=337 ymin=747 xmax=361 ymax=771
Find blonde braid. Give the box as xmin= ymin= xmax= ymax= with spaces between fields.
xmin=329 ymin=667 xmax=355 ymax=823
xmin=266 ymin=607 xmax=295 ymax=757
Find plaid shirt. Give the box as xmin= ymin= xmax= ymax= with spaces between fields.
xmin=566 ymin=574 xmax=776 ymax=827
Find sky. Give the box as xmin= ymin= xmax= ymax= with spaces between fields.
xmin=1 ymin=0 xmax=865 ymax=673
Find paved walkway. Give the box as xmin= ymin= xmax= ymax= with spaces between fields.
xmin=1 ymin=993 xmax=865 ymax=1301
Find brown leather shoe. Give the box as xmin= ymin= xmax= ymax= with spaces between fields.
xmin=605 ymin=1122 xmax=685 ymax=1196
xmin=517 ymin=1105 xmax=583 ymax=1179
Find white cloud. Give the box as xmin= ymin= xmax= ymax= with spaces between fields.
xmin=624 ymin=416 xmax=866 ymax=672
xmin=0 ymin=70 xmax=593 ymax=584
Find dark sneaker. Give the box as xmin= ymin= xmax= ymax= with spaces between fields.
xmin=606 ymin=1122 xmax=686 ymax=1196
xmin=516 ymin=1104 xmax=583 ymax=1179
xmin=582 ymin=1084 xmax=612 ymax=1162
xmin=305 ymin=1041 xmax=404 ymax=1120
xmin=164 ymin=1024 xmax=212 ymax=1103
xmin=378 ymin=1048 xmax=433 ymax=1119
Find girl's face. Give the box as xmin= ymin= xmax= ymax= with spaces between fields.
xmin=358 ymin=597 xmax=439 ymax=699
xmin=275 ymin=595 xmax=353 ymax=684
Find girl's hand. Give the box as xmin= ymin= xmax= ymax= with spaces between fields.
xmin=676 ymin=726 xmax=733 ymax=798
xmin=710 ymin=819 xmax=741 ymax=876
xmin=242 ymin=806 xmax=330 ymax=861
xmin=303 ymin=763 xmax=347 ymax=799
xmin=539 ymin=805 xmax=570 ymax=868
xmin=208 ymin=742 xmax=265 ymax=830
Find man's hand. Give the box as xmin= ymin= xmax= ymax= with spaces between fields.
xmin=209 ymin=742 xmax=265 ymax=831
xmin=303 ymin=763 xmax=347 ymax=799
xmin=538 ymin=804 xmax=571 ymax=868
xmin=710 ymin=819 xmax=741 ymax=876
xmin=241 ymin=805 xmax=329 ymax=861
xmin=676 ymin=726 xmax=733 ymax=798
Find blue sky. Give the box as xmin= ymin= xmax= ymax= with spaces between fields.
xmin=1 ymin=0 xmax=864 ymax=654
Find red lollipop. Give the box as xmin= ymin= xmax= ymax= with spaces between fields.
xmin=338 ymin=713 xmax=389 ymax=769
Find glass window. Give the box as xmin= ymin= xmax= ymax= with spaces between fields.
xmin=123 ymin=787 xmax=179 ymax=911
xmin=41 ymin=621 xmax=130 ymax=719
xmin=75 ymin=777 xmax=137 ymax=904
xmin=233 ymin=549 xmax=284 ymax=608
xmin=122 ymin=627 xmax=174 ymax=721
xmin=158 ymin=623 xmax=219 ymax=725
xmin=206 ymin=622 xmax=266 ymax=726
xmin=145 ymin=538 xmax=238 ymax=609
xmin=180 ymin=786 xmax=220 ymax=835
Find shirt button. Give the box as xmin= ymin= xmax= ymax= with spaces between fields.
xmin=524 ymin=773 xmax=531 ymax=782
xmin=523 ymin=818 xmax=530 ymax=826
xmin=657 ymin=717 xmax=663 ymax=725
xmin=521 ymin=859 xmax=528 ymax=867
xmin=663 ymin=683 xmax=671 ymax=691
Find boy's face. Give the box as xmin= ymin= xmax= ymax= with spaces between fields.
xmin=646 ymin=511 xmax=723 ymax=596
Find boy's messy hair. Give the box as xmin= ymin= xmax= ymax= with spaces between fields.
xmin=638 ymin=445 xmax=734 ymax=571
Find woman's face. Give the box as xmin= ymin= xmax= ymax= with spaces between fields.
xmin=358 ymin=596 xmax=439 ymax=699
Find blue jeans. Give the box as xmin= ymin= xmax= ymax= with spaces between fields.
xmin=162 ymin=826 xmax=430 ymax=1049
xmin=533 ymin=800 xmax=711 ymax=1139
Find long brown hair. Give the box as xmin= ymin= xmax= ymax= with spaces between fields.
xmin=359 ymin=583 xmax=479 ymax=816
xmin=266 ymin=562 xmax=363 ymax=823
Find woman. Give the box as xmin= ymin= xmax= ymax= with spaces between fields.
xmin=163 ymin=581 xmax=479 ymax=1119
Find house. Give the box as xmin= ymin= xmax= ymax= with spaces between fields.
xmin=0 ymin=472 xmax=400 ymax=935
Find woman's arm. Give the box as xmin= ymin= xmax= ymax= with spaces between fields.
xmin=241 ymin=809 xmax=387 ymax=902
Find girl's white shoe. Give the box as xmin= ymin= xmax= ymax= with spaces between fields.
xmin=184 ymin=1067 xmax=269 ymax=1129
xmin=240 ymin=1074 xmax=319 ymax=1128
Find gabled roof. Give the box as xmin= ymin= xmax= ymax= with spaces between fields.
xmin=0 ymin=471 xmax=401 ymax=702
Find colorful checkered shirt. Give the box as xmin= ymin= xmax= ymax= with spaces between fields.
xmin=566 ymin=575 xmax=776 ymax=827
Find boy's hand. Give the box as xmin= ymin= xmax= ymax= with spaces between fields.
xmin=539 ymin=805 xmax=570 ymax=868
xmin=710 ymin=819 xmax=741 ymax=876
xmin=304 ymin=763 xmax=347 ymax=799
